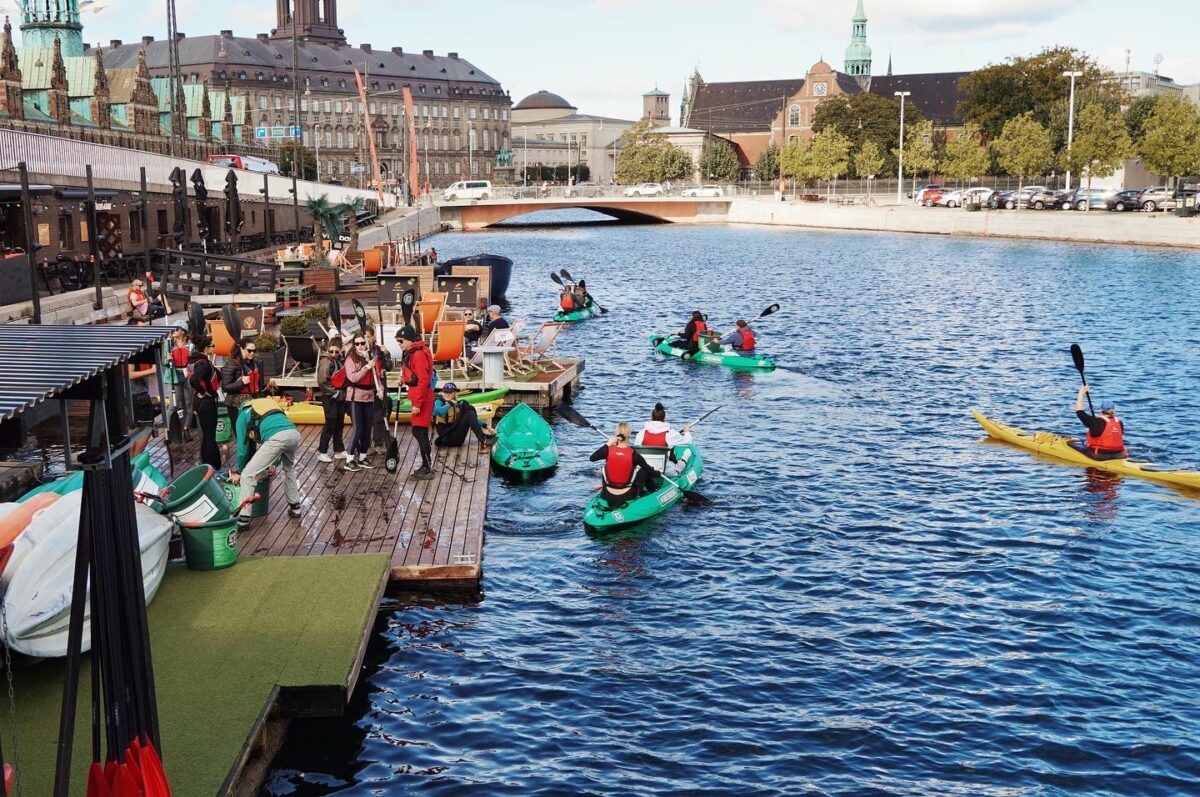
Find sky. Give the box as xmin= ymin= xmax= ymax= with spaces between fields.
xmin=9 ymin=0 xmax=1199 ymax=122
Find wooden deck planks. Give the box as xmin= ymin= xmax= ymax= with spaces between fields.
xmin=147 ymin=412 xmax=488 ymax=588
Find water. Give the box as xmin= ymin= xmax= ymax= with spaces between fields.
xmin=264 ymin=214 xmax=1200 ymax=796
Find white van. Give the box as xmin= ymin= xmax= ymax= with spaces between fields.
xmin=442 ymin=180 xmax=492 ymax=201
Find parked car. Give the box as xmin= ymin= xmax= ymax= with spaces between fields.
xmin=908 ymin=183 xmax=941 ymax=200
xmin=1137 ymin=186 xmax=1172 ymax=211
xmin=1028 ymin=189 xmax=1071 ymax=210
xmin=993 ymin=186 xmax=1049 ymax=209
xmin=623 ymin=183 xmax=663 ymax=197
xmin=510 ymin=183 xmax=540 ymax=198
xmin=1066 ymin=187 xmax=1115 ymax=211
xmin=564 ymin=181 xmax=603 ymax=198
xmin=935 ymin=187 xmax=993 ymax=208
xmin=681 ymin=185 xmax=725 ymax=198
xmin=442 ymin=180 xmax=493 ymax=201
xmin=916 ymin=185 xmax=944 ymax=205
xmin=1109 ymin=189 xmax=1144 ymax=212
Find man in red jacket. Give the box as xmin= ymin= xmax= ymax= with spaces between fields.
xmin=397 ymin=325 xmax=435 ymax=480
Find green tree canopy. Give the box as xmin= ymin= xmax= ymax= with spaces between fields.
xmin=1067 ymin=103 xmax=1132 ymax=188
xmin=657 ymin=145 xmax=695 ymax=182
xmin=279 ymin=141 xmax=318 ymax=181
xmin=893 ymin=119 xmax=938 ymax=182
xmin=780 ymin=138 xmax=813 ymax=185
xmin=853 ymin=140 xmax=885 ymax=182
xmin=992 ymin=113 xmax=1054 ymax=189
xmin=1137 ymin=95 xmax=1200 ymax=180
xmin=940 ymin=123 xmax=990 ymax=184
xmin=807 ymin=128 xmax=853 ymax=184
xmin=813 ymin=93 xmax=923 ymax=176
xmin=753 ymin=143 xmax=780 ymax=182
xmin=698 ymin=137 xmax=741 ymax=182
xmin=615 ymin=120 xmax=694 ymax=182
xmin=956 ymin=46 xmax=1124 ymax=140
xmin=1124 ymin=95 xmax=1160 ymax=142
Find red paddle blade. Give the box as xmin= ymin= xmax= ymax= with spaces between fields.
xmin=137 ymin=738 xmax=172 ymax=797
xmin=6 ymin=763 xmax=17 ymax=796
xmin=112 ymin=762 xmax=142 ymax=797
xmin=87 ymin=761 xmax=112 ymax=797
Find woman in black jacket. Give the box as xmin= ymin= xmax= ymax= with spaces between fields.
xmin=221 ymin=340 xmax=265 ymax=410
xmin=189 ymin=337 xmax=223 ymax=471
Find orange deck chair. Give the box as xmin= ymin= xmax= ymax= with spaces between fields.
xmin=430 ymin=321 xmax=467 ymax=382
xmin=414 ymin=291 xmax=447 ymax=342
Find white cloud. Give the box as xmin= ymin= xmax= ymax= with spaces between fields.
xmin=766 ymin=0 xmax=1085 ymax=40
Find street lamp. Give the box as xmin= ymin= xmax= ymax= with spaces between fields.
xmin=1062 ymin=70 xmax=1084 ymax=193
xmin=894 ymin=91 xmax=910 ymax=204
xmin=312 ymin=121 xmax=321 ymax=183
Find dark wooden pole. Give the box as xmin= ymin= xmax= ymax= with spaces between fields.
xmin=263 ymin=173 xmax=272 ymax=243
xmin=85 ymin=165 xmax=102 ymax=310
xmin=139 ymin=167 xmax=150 ymax=279
xmin=18 ymin=161 xmax=42 ymax=324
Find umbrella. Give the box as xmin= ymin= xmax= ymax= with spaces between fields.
xmin=190 ymin=169 xmax=209 ymax=242
xmin=168 ymin=167 xmax=188 ymax=248
xmin=223 ymin=171 xmax=243 ymax=251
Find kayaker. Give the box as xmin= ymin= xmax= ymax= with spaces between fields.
xmin=397 ymin=325 xmax=435 ymax=480
xmin=573 ymin=280 xmax=594 ymax=308
xmin=717 ymin=320 xmax=756 ymax=357
xmin=342 ymin=334 xmax=383 ymax=471
xmin=315 ymin=336 xmax=347 ymax=465
xmin=589 ymin=422 xmax=661 ymax=510
xmin=1072 ymin=386 xmax=1128 ymax=460
xmin=676 ymin=310 xmax=710 ymax=356
xmin=433 ymin=382 xmax=496 ymax=452
xmin=634 ymin=403 xmax=692 ymax=476
xmin=559 ymin=286 xmax=578 ymax=313
xmin=168 ymin=324 xmax=194 ymax=436
xmin=188 ymin=337 xmax=222 ymax=472
xmin=229 ymin=397 xmax=304 ymax=529
xmin=221 ymin=340 xmax=267 ymax=410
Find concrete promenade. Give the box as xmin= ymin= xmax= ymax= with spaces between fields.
xmin=723 ymin=197 xmax=1200 ymax=250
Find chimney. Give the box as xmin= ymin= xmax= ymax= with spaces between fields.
xmin=256 ymin=33 xmax=269 ymax=42
xmin=110 ymin=39 xmax=122 ymax=49
xmin=448 ymin=52 xmax=458 ymax=59
xmin=220 ymin=29 xmax=232 ymax=37
xmin=422 ymin=49 xmax=433 ymax=57
xmin=175 ymin=32 xmax=185 ymax=40
xmin=391 ymin=47 xmax=403 ymax=55
xmin=141 ymin=35 xmax=155 ymax=45
xmin=361 ymin=43 xmax=371 ymax=53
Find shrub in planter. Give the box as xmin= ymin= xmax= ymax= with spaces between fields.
xmin=302 ymin=305 xmax=329 ymax=322
xmin=254 ymin=332 xmax=286 ymax=377
xmin=279 ymin=315 xmax=308 ymax=337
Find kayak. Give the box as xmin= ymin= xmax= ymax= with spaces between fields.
xmin=972 ymin=410 xmax=1200 ymax=491
xmin=554 ymin=302 xmax=600 ymax=323
xmin=491 ymin=403 xmax=558 ymax=480
xmin=650 ymin=334 xmax=775 ymax=372
xmin=279 ymin=388 xmax=510 ymax=425
xmin=391 ymin=387 xmax=510 ymax=416
xmin=583 ymin=444 xmax=703 ymax=530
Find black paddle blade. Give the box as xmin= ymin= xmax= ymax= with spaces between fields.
xmin=351 ymin=299 xmax=368 ymax=330
xmin=385 ymin=438 xmax=399 ymax=473
xmin=759 ymin=303 xmax=781 ymax=319
xmin=188 ymin=302 xmax=205 ymax=338
xmin=682 ymin=489 xmax=712 ymax=506
xmin=550 ymin=272 xmax=564 ymax=286
xmin=400 ymin=289 xmax=415 ymax=327
xmin=1070 ymin=343 xmax=1086 ymax=375
xmin=327 ymin=298 xmax=342 ymax=331
xmin=221 ymin=304 xmax=239 ymax=345
xmin=559 ymin=268 xmax=575 ymax=284
xmin=556 ymin=403 xmax=594 ymax=430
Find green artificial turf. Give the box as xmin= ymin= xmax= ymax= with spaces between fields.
xmin=0 ymin=553 xmax=389 ymax=796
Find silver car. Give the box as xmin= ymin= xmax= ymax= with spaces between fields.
xmin=623 ymin=183 xmax=662 ymax=197
xmin=681 ymin=185 xmax=724 ymax=198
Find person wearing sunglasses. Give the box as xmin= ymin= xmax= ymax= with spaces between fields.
xmin=189 ymin=336 xmax=223 ymax=471
xmin=221 ymin=340 xmax=266 ymax=410
xmin=397 ymin=325 xmax=435 ymax=480
xmin=315 ymin=336 xmax=347 ymax=464
xmin=342 ymin=335 xmax=383 ymax=471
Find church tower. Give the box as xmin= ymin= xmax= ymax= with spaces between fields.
xmin=271 ymin=0 xmax=346 ymax=44
xmin=843 ymin=0 xmax=872 ymax=88
xmin=19 ymin=0 xmax=85 ymax=56
xmin=642 ymin=87 xmax=670 ymax=127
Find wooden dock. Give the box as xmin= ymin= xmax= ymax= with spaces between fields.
xmin=147 ymin=420 xmax=488 ymax=590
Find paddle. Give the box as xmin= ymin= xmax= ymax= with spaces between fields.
xmin=187 ymin=301 xmax=205 ymax=340
xmin=557 ymin=404 xmax=711 ymax=506
xmin=688 ymin=405 xmax=723 ymax=430
xmin=400 ymin=288 xmax=416 ymax=328
xmin=1071 ymin=343 xmax=1095 ymax=416
xmin=327 ymin=297 xmax=343 ymax=337
xmin=220 ymin=303 xmax=239 ymax=350
xmin=351 ymin=299 xmax=369 ymax=336
xmin=557 ymin=268 xmax=608 ymax=314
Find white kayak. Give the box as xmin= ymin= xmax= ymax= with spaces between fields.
xmin=1 ymin=490 xmax=173 ymax=658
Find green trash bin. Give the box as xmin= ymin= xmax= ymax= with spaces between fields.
xmin=215 ymin=404 xmax=233 ymax=444
xmin=161 ymin=465 xmax=233 ymax=525
xmin=222 ymin=474 xmax=271 ymax=518
xmin=180 ymin=516 xmax=239 ymax=570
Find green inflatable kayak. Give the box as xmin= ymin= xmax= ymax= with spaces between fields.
xmin=583 ymin=444 xmax=703 ymax=531
xmin=650 ymin=334 xmax=775 ymax=371
xmin=390 ymin=387 xmax=510 ymax=414
xmin=492 ymin=403 xmax=558 ymax=480
xmin=554 ymin=301 xmax=601 ymax=323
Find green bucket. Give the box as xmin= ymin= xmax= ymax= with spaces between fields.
xmin=222 ymin=475 xmax=271 ymax=518
xmin=181 ymin=517 xmax=239 ymax=570
xmin=161 ymin=465 xmax=233 ymax=525
xmin=215 ymin=405 xmax=232 ymax=444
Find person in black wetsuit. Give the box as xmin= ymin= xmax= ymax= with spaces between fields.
xmin=1072 ymin=385 xmax=1128 ymax=460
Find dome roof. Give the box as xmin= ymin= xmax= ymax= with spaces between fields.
xmin=514 ymin=90 xmax=576 ymax=111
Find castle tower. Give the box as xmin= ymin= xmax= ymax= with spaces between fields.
xmin=642 ymin=87 xmax=670 ymax=126
xmin=19 ymin=0 xmax=84 ymax=56
xmin=0 ymin=18 xmax=23 ymax=120
xmin=843 ymin=0 xmax=872 ymax=87
xmin=271 ymin=0 xmax=346 ymax=44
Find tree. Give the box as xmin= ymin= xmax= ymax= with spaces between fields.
xmin=780 ymin=138 xmax=811 ymax=186
xmin=992 ymin=113 xmax=1054 ymax=196
xmin=279 ymin=141 xmax=318 ymax=181
xmin=853 ymin=140 xmax=885 ymax=185
xmin=893 ymin=119 xmax=938 ymax=193
xmin=753 ymin=143 xmax=780 ymax=182
xmin=806 ymin=128 xmax=852 ymax=196
xmin=698 ymin=138 xmax=740 ymax=182
xmin=657 ymin=145 xmax=695 ymax=182
xmin=1066 ymin=103 xmax=1132 ymax=190
xmin=957 ymin=46 xmax=1125 ymax=140
xmin=1137 ymin=95 xmax=1200 ymax=182
xmin=303 ymin=193 xmax=364 ymax=259
xmin=1124 ymin=95 xmax=1160 ymax=142
xmin=940 ymin=123 xmax=990 ymax=186
xmin=813 ymin=93 xmax=924 ymax=176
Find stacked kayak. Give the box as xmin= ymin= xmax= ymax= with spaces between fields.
xmin=583 ymin=444 xmax=703 ymax=530
xmin=491 ymin=403 xmax=558 ymax=480
xmin=972 ymin=410 xmax=1200 ymax=491
xmin=280 ymin=388 xmax=510 ymax=426
xmin=650 ymin=334 xmax=775 ymax=372
xmin=554 ymin=302 xmax=600 ymax=323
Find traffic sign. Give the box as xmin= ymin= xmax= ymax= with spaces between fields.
xmin=350 ymin=164 xmax=366 ymax=174
xmin=255 ymin=125 xmax=301 ymax=140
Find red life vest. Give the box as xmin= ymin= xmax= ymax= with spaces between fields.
xmin=246 ymin=365 xmax=262 ymax=395
xmin=1085 ymin=415 xmax=1126 ymax=454
xmin=170 ymin=345 xmax=190 ymax=368
xmin=604 ymin=446 xmax=635 ymax=488
xmin=641 ymin=429 xmax=668 ymax=447
xmin=737 ymin=328 xmax=755 ymax=351
xmin=560 ymin=293 xmax=575 ymax=311
xmin=691 ymin=320 xmax=708 ymax=343
xmin=192 ymin=361 xmax=218 ymax=396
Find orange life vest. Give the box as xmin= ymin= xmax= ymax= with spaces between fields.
xmin=641 ymin=429 xmax=668 ymax=447
xmin=1085 ymin=415 xmax=1126 ymax=454
xmin=604 ymin=446 xmax=634 ymax=488
xmin=691 ymin=320 xmax=708 ymax=343
xmin=560 ymin=293 xmax=575 ymax=311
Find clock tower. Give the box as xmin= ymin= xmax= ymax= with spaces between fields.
xmin=843 ymin=0 xmax=872 ymax=89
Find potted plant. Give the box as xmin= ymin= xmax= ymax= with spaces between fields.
xmin=254 ymin=331 xmax=285 ymax=377
xmin=300 ymin=305 xmax=329 ymax=338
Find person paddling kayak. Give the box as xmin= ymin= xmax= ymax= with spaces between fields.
xmin=671 ymin=310 xmax=711 ymax=357
xmin=589 ymin=422 xmax=660 ymax=510
xmin=634 ymin=403 xmax=692 ymax=476
xmin=558 ymin=286 xmax=579 ymax=314
xmin=573 ymin=280 xmax=595 ymax=309
xmin=716 ymin=320 xmax=756 ymax=357
xmin=1071 ymin=385 xmax=1128 ymax=460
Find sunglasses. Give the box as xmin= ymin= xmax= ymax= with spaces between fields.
xmin=245 ymin=348 xmax=257 ymax=353
xmin=354 ymin=341 xmax=367 ymax=346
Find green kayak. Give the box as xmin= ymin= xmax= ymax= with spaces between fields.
xmin=491 ymin=403 xmax=558 ymax=480
xmin=390 ymin=387 xmax=509 ymax=414
xmin=553 ymin=301 xmax=601 ymax=323
xmin=650 ymin=334 xmax=775 ymax=371
xmin=583 ymin=444 xmax=703 ymax=531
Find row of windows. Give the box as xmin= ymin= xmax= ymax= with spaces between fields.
xmin=530 ymin=133 xmax=589 ymax=147
xmin=210 ymin=70 xmax=497 ymax=99
xmin=316 ymin=159 xmax=495 ymax=178
xmin=296 ymin=128 xmax=508 ymax=152
xmin=255 ymin=95 xmax=509 ymax=122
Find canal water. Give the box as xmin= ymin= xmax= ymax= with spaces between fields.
xmin=264 ymin=215 xmax=1200 ymax=795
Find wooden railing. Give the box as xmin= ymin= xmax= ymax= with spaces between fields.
xmin=152 ymin=249 xmax=278 ymax=299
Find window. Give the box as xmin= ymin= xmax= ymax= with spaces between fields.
xmin=258 ymin=95 xmax=267 ymax=109
xmin=470 ymin=160 xmax=477 ymax=175
xmin=788 ymin=105 xmax=800 ymax=126
xmin=335 ymin=101 xmax=342 ymax=114
xmin=419 ymin=85 xmax=426 ymax=94
xmin=442 ymin=134 xmax=449 ymax=150
xmin=452 ymin=134 xmax=460 ymax=150
xmin=579 ymin=134 xmax=586 ymax=148
xmin=421 ymin=105 xmax=428 ymax=117
xmin=482 ymin=129 xmax=489 ymax=149
xmin=336 ymin=130 xmax=344 ymax=147
xmin=300 ymin=98 xmax=307 ymax=112
xmin=435 ymin=86 xmax=442 ymax=95
xmin=468 ymin=128 xmax=476 ymax=149
xmin=468 ymin=107 xmax=476 ymax=120
xmin=321 ymin=77 xmax=329 ymax=87
xmin=323 ymin=100 xmax=331 ymax=113
xmin=288 ymin=97 xmax=295 ymax=111
xmin=338 ymin=79 xmax=346 ymax=89
xmin=324 ymin=131 xmax=332 ymax=147
xmin=441 ymin=106 xmax=448 ymax=118
xmin=453 ymin=106 xmax=460 ymax=119
xmin=482 ymin=107 xmax=489 ymax=120
xmin=274 ymin=96 xmax=282 ymax=110
xmin=128 ymin=211 xmax=141 ymax=243
xmin=369 ymin=101 xmax=376 ymax=114
xmin=502 ymin=109 xmax=508 ymax=121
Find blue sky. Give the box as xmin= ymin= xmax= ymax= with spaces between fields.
xmin=11 ymin=0 xmax=1198 ymax=122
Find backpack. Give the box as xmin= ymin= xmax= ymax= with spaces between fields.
xmin=244 ymin=399 xmax=285 ymax=443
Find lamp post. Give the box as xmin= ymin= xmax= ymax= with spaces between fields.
xmin=313 ymin=121 xmax=321 ymax=183
xmin=894 ymin=91 xmax=910 ymax=204
xmin=522 ymin=124 xmax=528 ymax=186
xmin=469 ymin=126 xmax=474 ymax=177
xmin=1062 ymin=70 xmax=1083 ymax=193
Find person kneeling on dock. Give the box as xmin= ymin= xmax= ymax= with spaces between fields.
xmin=229 ymin=397 xmax=304 ymax=529
xmin=590 ymin=422 xmax=660 ymax=510
xmin=433 ymin=383 xmax=497 ymax=452
xmin=1070 ymin=386 xmax=1128 ymax=460
xmin=717 ymin=320 xmax=756 ymax=357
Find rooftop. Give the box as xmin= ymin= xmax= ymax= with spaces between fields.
xmin=513 ymin=90 xmax=575 ymax=111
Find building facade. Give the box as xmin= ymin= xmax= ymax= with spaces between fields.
xmin=510 ymin=90 xmax=634 ymax=184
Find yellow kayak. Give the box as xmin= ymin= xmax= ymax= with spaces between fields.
xmin=281 ymin=398 xmax=502 ymax=426
xmin=972 ymin=409 xmax=1200 ymax=491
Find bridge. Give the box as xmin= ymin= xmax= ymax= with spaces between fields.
xmin=436 ymin=197 xmax=732 ymax=230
